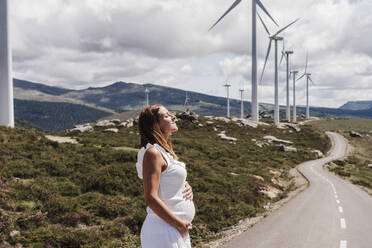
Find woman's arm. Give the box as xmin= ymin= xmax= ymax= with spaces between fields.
xmin=142 ymin=147 xmax=191 ymax=237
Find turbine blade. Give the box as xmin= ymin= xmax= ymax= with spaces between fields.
xmin=208 ymin=0 xmax=242 ymax=31
xmin=257 ymin=12 xmax=270 ymax=36
xmin=280 ymin=51 xmax=285 ymax=65
xmin=256 ymin=0 xmax=278 ymax=26
xmin=274 ymin=18 xmax=300 ymax=36
xmin=260 ymin=40 xmax=272 ymax=82
xmin=297 ymin=73 xmax=305 ymax=81
xmin=305 ymin=52 xmax=308 ymax=73
xmin=308 ymin=76 xmax=316 ymax=85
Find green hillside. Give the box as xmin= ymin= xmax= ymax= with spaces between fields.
xmin=15 ymin=118 xmax=43 ymax=131
xmin=14 ymin=99 xmax=112 ymax=131
xmin=0 ymin=116 xmax=330 ymax=247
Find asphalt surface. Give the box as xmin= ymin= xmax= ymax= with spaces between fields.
xmin=222 ymin=132 xmax=372 ymax=248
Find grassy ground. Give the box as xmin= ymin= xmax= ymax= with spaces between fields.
xmin=309 ymin=118 xmax=372 ymax=132
xmin=310 ymin=118 xmax=372 ymax=193
xmin=0 ymin=116 xmax=330 ymax=247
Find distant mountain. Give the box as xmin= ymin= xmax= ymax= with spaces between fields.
xmin=339 ymin=101 xmax=372 ymax=111
xmin=14 ymin=79 xmax=72 ymax=96
xmin=310 ymin=106 xmax=372 ymax=119
xmin=61 ymin=81 xmax=253 ymax=115
xmin=11 ymin=78 xmax=372 ymax=131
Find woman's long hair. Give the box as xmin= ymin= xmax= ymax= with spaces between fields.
xmin=138 ymin=104 xmax=178 ymax=160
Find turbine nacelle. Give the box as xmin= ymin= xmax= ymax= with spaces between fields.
xmin=270 ymin=36 xmax=283 ymax=41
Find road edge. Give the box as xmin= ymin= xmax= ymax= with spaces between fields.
xmin=205 ymin=131 xmax=342 ymax=248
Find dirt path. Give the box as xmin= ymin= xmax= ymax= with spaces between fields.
xmin=45 ymin=135 xmax=78 ymax=144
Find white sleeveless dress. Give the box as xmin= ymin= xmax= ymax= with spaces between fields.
xmin=136 ymin=143 xmax=195 ymax=248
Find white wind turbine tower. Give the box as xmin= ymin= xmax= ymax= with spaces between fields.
xmin=184 ymin=91 xmax=190 ymax=112
xmin=223 ymin=83 xmax=232 ymax=118
xmin=209 ymin=0 xmax=278 ymax=122
xmin=258 ymin=14 xmax=300 ymax=125
xmin=297 ymin=54 xmax=315 ymax=119
xmin=239 ymin=88 xmax=245 ymax=118
xmin=290 ymin=70 xmax=299 ymax=122
xmin=280 ymin=41 xmax=293 ymax=122
xmin=144 ymin=88 xmax=150 ymax=107
xmin=0 ymin=0 xmax=14 ymax=127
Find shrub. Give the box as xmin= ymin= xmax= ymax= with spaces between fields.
xmin=334 ymin=160 xmax=345 ymax=166
xmin=352 ymin=180 xmax=371 ymax=188
xmin=60 ymin=211 xmax=91 ymax=227
xmin=16 ymin=212 xmax=47 ymax=230
xmin=336 ymin=169 xmax=351 ymax=177
xmin=346 ymin=156 xmax=360 ymax=165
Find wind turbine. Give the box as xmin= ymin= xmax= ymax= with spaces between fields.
xmin=258 ymin=14 xmax=300 ymax=125
xmin=184 ymin=91 xmax=190 ymax=112
xmin=297 ymin=54 xmax=315 ymax=119
xmin=209 ymin=0 xmax=278 ymax=122
xmin=0 ymin=0 xmax=14 ymax=127
xmin=239 ymin=88 xmax=244 ymax=118
xmin=223 ymin=83 xmax=232 ymax=118
xmin=290 ymin=70 xmax=299 ymax=122
xmin=280 ymin=41 xmax=293 ymax=122
xmin=144 ymin=88 xmax=150 ymax=107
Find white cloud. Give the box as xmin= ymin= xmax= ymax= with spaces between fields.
xmin=181 ymin=64 xmax=192 ymax=73
xmin=7 ymin=0 xmax=372 ymax=108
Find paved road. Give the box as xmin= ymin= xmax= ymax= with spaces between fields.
xmin=222 ymin=132 xmax=372 ymax=248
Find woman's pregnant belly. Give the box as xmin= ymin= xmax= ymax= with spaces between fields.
xmin=147 ymin=192 xmax=195 ymax=222
xmin=166 ymin=198 xmax=195 ymax=222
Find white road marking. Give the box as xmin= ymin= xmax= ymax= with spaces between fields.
xmin=340 ymin=240 xmax=347 ymax=248
xmin=336 ymin=200 xmax=340 ymax=204
xmin=340 ymin=218 xmax=347 ymax=229
xmin=338 ymin=206 xmax=343 ymax=213
xmin=335 ymin=194 xmax=338 ymax=199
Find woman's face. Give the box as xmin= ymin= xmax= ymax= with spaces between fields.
xmin=158 ymin=106 xmax=178 ymax=135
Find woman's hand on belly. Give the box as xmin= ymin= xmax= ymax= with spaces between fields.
xmin=183 ymin=181 xmax=193 ymax=200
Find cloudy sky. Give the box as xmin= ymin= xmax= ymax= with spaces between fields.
xmin=8 ymin=0 xmax=372 ymax=108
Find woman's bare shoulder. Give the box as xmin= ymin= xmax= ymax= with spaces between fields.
xmin=143 ymin=147 xmax=164 ymax=166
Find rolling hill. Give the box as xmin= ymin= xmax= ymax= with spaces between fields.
xmin=12 ymin=78 xmax=372 ymax=131
xmin=339 ymin=100 xmax=372 ymax=111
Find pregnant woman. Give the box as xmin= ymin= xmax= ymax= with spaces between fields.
xmin=136 ymin=104 xmax=195 ymax=248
